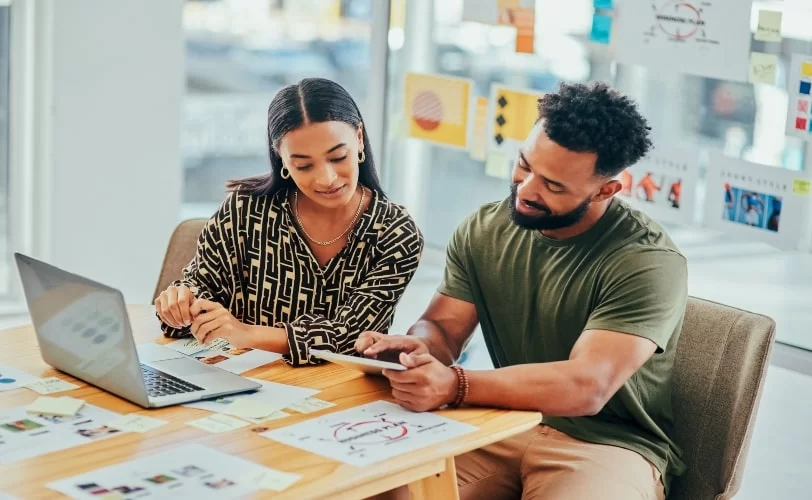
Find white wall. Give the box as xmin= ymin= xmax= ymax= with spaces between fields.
xmin=13 ymin=0 xmax=184 ymax=304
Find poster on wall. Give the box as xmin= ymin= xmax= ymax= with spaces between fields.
xmin=618 ymin=144 xmax=699 ymax=225
xmin=404 ymin=72 xmax=472 ymax=150
xmin=485 ymin=84 xmax=545 ymax=159
xmin=786 ymin=53 xmax=812 ymax=141
xmin=703 ymin=152 xmax=811 ymax=250
xmin=462 ymin=0 xmax=535 ymax=24
xmin=612 ymin=0 xmax=753 ymax=82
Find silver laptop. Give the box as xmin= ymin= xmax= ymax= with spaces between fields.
xmin=14 ymin=253 xmax=260 ymax=408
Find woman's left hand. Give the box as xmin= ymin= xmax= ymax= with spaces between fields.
xmin=190 ymin=299 xmax=255 ymax=349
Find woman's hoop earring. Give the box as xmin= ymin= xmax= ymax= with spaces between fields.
xmin=280 ymin=166 xmax=291 ymax=179
xmin=358 ymin=150 xmax=366 ymax=164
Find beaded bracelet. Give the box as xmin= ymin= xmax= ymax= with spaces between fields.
xmin=449 ymin=365 xmax=469 ymax=408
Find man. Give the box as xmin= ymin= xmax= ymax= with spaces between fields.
xmin=357 ymin=82 xmax=687 ymax=500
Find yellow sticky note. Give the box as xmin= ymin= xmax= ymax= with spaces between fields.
xmin=754 ymin=10 xmax=782 ymax=42
xmin=25 ymin=377 xmax=79 ymax=395
xmin=186 ymin=414 xmax=249 ymax=433
xmin=749 ymin=52 xmax=778 ymax=85
xmin=26 ymin=396 xmax=85 ymax=417
xmin=107 ymin=414 xmax=168 ymax=433
xmin=793 ymin=179 xmax=810 ymax=195
xmin=225 ymin=399 xmax=283 ymax=420
xmin=285 ymin=398 xmax=336 ymax=414
xmin=802 ymin=62 xmax=812 ymax=78
xmin=404 ymin=73 xmax=471 ymax=149
xmin=485 ymin=152 xmax=511 ymax=179
xmin=240 ymin=469 xmax=302 ymax=492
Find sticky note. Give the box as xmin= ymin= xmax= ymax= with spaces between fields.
xmin=799 ymin=81 xmax=811 ymax=95
xmin=240 ymin=469 xmax=302 ymax=492
xmin=802 ymin=62 xmax=812 ymax=78
xmin=795 ymin=117 xmax=807 ymax=131
xmin=26 ymin=396 xmax=85 ymax=417
xmin=749 ymin=52 xmax=778 ymax=85
xmin=485 ymin=151 xmax=510 ymax=179
xmin=798 ymin=100 xmax=809 ymax=114
xmin=224 ymin=399 xmax=284 ymax=420
xmin=589 ymin=14 xmax=612 ymax=45
xmin=593 ymin=0 xmax=613 ymax=9
xmin=25 ymin=377 xmax=80 ymax=395
xmin=107 ymin=414 xmax=168 ymax=433
xmin=187 ymin=414 xmax=249 ymax=433
xmin=285 ymin=398 xmax=336 ymax=414
xmin=793 ymin=179 xmax=810 ymax=196
xmin=754 ymin=10 xmax=782 ymax=42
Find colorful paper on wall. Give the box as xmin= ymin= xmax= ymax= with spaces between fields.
xmin=462 ymin=0 xmax=500 ymax=24
xmin=749 ymin=52 xmax=778 ymax=85
xmin=486 ymin=84 xmax=545 ymax=157
xmin=786 ymin=53 xmax=812 ymax=141
xmin=613 ymin=0 xmax=752 ymax=82
xmin=470 ymin=97 xmax=489 ymax=161
xmin=617 ymin=144 xmax=699 ymax=226
xmin=593 ymin=0 xmax=614 ymax=9
xmin=703 ymin=152 xmax=811 ymax=250
xmin=404 ymin=72 xmax=472 ymax=150
xmin=754 ymin=10 xmax=782 ymax=42
xmin=485 ymin=151 xmax=511 ymax=179
xmin=499 ymin=7 xmax=535 ymax=53
xmin=589 ymin=13 xmax=613 ymax=45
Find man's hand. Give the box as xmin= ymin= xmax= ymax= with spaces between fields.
xmin=382 ymin=352 xmax=459 ymax=412
xmin=189 ymin=299 xmax=254 ymax=349
xmin=355 ymin=331 xmax=430 ymax=360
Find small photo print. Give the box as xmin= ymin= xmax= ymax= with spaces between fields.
xmin=2 ymin=419 xmax=45 ymax=433
xmin=633 ymin=172 xmax=683 ymax=209
xmin=111 ymin=485 xmax=145 ymax=494
xmin=173 ymin=465 xmax=207 ymax=478
xmin=77 ymin=425 xmax=121 ymax=440
xmin=201 ymin=355 xmax=229 ymax=365
xmin=145 ymin=474 xmax=176 ymax=485
xmin=204 ymin=478 xmax=236 ymax=490
xmin=37 ymin=413 xmax=83 ymax=424
xmin=227 ymin=348 xmax=252 ymax=356
xmin=722 ymin=184 xmax=781 ymax=232
xmin=76 ymin=483 xmax=112 ymax=496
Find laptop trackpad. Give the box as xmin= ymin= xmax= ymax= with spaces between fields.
xmin=148 ymin=357 xmax=215 ymax=377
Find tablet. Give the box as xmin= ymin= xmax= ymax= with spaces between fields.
xmin=310 ymin=349 xmax=407 ymax=375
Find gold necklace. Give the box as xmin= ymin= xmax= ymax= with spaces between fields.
xmin=294 ymin=187 xmax=366 ymax=246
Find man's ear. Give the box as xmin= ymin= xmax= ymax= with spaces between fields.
xmin=593 ymin=179 xmax=622 ymax=202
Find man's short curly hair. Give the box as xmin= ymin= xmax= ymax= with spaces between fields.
xmin=537 ymin=82 xmax=652 ymax=178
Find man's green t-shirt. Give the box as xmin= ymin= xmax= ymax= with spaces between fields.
xmin=439 ymin=196 xmax=688 ymax=491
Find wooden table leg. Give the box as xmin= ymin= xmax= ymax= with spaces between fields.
xmin=407 ymin=457 xmax=459 ymax=500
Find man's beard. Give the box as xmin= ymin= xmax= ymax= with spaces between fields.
xmin=508 ymin=184 xmax=591 ymax=230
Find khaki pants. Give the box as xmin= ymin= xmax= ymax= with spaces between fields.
xmin=456 ymin=425 xmax=665 ymax=500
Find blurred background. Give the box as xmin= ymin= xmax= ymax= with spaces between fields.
xmin=2 ymin=1 xmax=812 ymax=496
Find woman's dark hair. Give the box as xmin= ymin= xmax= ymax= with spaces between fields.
xmin=226 ymin=78 xmax=384 ymax=197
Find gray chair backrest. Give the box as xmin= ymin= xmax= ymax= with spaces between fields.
xmin=152 ymin=218 xmax=207 ymax=301
xmin=669 ymin=296 xmax=776 ymax=499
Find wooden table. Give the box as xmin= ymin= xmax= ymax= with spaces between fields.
xmin=0 ymin=305 xmax=541 ymax=499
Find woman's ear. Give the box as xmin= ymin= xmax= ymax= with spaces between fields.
xmin=357 ymin=123 xmax=364 ymax=148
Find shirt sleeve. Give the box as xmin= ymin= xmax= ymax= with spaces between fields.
xmin=437 ymin=216 xmax=474 ymax=303
xmin=584 ymin=249 xmax=688 ymax=352
xmin=275 ymin=215 xmax=424 ymax=366
xmin=161 ymin=194 xmax=237 ymax=338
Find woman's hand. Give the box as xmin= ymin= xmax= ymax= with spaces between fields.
xmin=154 ymin=285 xmax=195 ymax=329
xmin=189 ymin=299 xmax=255 ymax=349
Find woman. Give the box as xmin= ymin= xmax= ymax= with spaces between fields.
xmin=155 ymin=78 xmax=424 ymax=366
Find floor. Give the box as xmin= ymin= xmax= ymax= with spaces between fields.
xmin=0 ymin=230 xmax=809 ymax=499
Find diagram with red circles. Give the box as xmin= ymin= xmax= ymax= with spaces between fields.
xmin=613 ymin=0 xmax=752 ymax=82
xmin=650 ymin=1 xmax=705 ymax=40
xmin=261 ymin=401 xmax=477 ymax=466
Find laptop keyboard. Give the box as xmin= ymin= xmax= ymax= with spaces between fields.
xmin=140 ymin=364 xmax=204 ymax=398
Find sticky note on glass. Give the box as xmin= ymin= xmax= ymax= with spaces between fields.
xmin=593 ymin=0 xmax=613 ymax=9
xmin=589 ymin=14 xmax=612 ymax=45
xmin=793 ymin=179 xmax=811 ymax=196
xmin=485 ymin=151 xmax=510 ymax=179
xmin=107 ymin=414 xmax=168 ymax=433
xmin=801 ymin=62 xmax=812 ymax=78
xmin=754 ymin=10 xmax=782 ymax=42
xmin=240 ymin=469 xmax=302 ymax=492
xmin=285 ymin=398 xmax=336 ymax=414
xmin=749 ymin=52 xmax=778 ymax=85
xmin=25 ymin=377 xmax=80 ymax=395
xmin=26 ymin=396 xmax=85 ymax=416
xmin=187 ymin=414 xmax=249 ymax=433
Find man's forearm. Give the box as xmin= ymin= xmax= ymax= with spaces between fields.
xmin=464 ymin=361 xmax=607 ymax=417
xmin=406 ymin=319 xmax=459 ymax=366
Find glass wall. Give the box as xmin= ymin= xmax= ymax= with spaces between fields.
xmin=0 ymin=3 xmax=10 ymax=298
xmin=382 ymin=0 xmax=812 ymax=350
xmin=181 ymin=0 xmax=374 ymax=220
